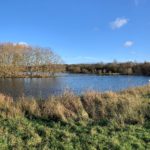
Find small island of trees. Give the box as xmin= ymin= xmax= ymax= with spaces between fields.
xmin=0 ymin=43 xmax=65 ymax=78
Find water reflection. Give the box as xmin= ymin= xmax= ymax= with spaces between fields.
xmin=0 ymin=78 xmax=24 ymax=97
xmin=0 ymin=74 xmax=149 ymax=99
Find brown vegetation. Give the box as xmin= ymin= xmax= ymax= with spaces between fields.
xmin=0 ymin=85 xmax=150 ymax=125
xmin=66 ymin=62 xmax=150 ymax=75
xmin=0 ymin=42 xmax=65 ymax=78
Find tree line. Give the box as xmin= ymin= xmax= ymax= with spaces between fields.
xmin=0 ymin=43 xmax=65 ymax=78
xmin=65 ymin=62 xmax=150 ymax=76
xmin=1 ymin=43 xmax=150 ymax=77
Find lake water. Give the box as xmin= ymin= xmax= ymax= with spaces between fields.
xmin=0 ymin=74 xmax=149 ymax=99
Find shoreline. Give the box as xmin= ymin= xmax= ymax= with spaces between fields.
xmin=0 ymin=85 xmax=150 ymax=149
xmin=0 ymin=72 xmax=150 ymax=79
xmin=0 ymin=84 xmax=150 ymax=121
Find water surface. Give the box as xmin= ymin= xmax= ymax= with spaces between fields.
xmin=0 ymin=74 xmax=149 ymax=99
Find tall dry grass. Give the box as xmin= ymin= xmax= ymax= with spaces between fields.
xmin=0 ymin=94 xmax=22 ymax=118
xmin=0 ymin=85 xmax=150 ymax=124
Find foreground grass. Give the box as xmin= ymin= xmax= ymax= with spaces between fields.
xmin=0 ymin=85 xmax=150 ymax=149
xmin=1 ymin=116 xmax=150 ymax=150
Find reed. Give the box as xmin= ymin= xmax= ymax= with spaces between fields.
xmin=0 ymin=85 xmax=150 ymax=125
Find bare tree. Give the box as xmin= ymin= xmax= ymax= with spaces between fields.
xmin=0 ymin=43 xmax=64 ymax=78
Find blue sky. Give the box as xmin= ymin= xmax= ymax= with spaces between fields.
xmin=0 ymin=0 xmax=150 ymax=64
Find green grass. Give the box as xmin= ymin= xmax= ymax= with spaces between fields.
xmin=0 ymin=85 xmax=150 ymax=149
xmin=0 ymin=116 xmax=150 ymax=150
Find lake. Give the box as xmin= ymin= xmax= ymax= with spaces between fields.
xmin=0 ymin=74 xmax=149 ymax=99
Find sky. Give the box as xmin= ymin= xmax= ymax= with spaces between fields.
xmin=0 ymin=0 xmax=150 ymax=64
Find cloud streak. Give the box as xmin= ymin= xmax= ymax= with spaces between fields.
xmin=124 ymin=41 xmax=134 ymax=48
xmin=13 ymin=42 xmax=28 ymax=46
xmin=110 ymin=18 xmax=128 ymax=29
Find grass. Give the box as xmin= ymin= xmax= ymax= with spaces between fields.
xmin=0 ymin=85 xmax=150 ymax=149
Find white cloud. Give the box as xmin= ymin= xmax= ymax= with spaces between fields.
xmin=124 ymin=41 xmax=134 ymax=48
xmin=18 ymin=42 xmax=28 ymax=46
xmin=13 ymin=42 xmax=28 ymax=46
xmin=110 ymin=18 xmax=129 ymax=29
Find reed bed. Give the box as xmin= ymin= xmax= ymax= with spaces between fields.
xmin=0 ymin=85 xmax=150 ymax=149
xmin=0 ymin=85 xmax=150 ymax=124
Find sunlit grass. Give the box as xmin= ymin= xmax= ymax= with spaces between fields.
xmin=0 ymin=85 xmax=150 ymax=149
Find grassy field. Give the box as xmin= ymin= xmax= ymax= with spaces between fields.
xmin=0 ymin=85 xmax=150 ymax=149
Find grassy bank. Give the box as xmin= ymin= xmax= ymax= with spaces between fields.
xmin=0 ymin=85 xmax=150 ymax=149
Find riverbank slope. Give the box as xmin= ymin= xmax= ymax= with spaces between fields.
xmin=0 ymin=85 xmax=150 ymax=149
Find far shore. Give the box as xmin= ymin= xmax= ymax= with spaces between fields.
xmin=1 ymin=72 xmax=150 ymax=79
